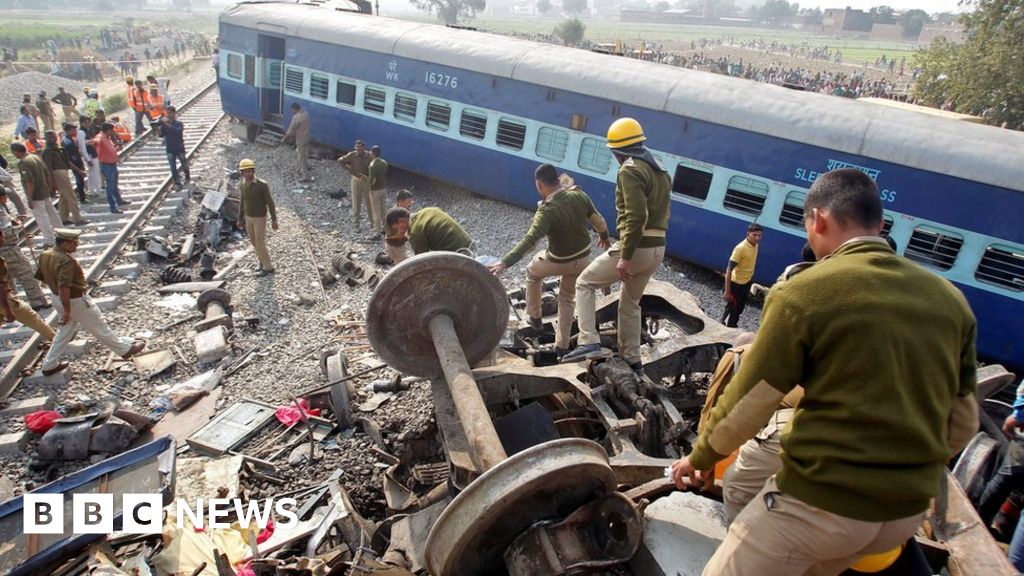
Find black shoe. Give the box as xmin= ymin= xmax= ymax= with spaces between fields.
xmin=30 ymin=302 xmax=52 ymax=311
xmin=117 ymin=199 xmax=131 ymax=206
xmin=555 ymin=347 xmax=569 ymax=359
xmin=629 ymin=362 xmax=645 ymax=377
xmin=110 ymin=208 xmax=123 ymax=214
xmin=74 ymin=219 xmax=90 ymax=226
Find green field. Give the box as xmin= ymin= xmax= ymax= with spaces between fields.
xmin=470 ymin=17 xmax=919 ymax=64
xmin=0 ymin=10 xmax=219 ymax=49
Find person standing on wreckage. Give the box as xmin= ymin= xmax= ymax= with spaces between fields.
xmin=560 ymin=118 xmax=670 ymax=376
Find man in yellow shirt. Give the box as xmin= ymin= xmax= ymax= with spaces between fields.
xmin=722 ymin=223 xmax=762 ymax=327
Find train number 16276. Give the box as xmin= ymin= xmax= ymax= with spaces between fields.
xmin=425 ymin=72 xmax=458 ymax=88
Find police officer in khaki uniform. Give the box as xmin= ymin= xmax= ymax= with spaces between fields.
xmin=36 ymin=228 xmax=144 ymax=376
xmin=367 ymin=145 xmax=389 ymax=236
xmin=0 ymin=255 xmax=53 ymax=341
xmin=562 ymin=118 xmax=671 ymax=372
xmin=0 ymin=191 xmax=50 ymax=310
xmin=338 ymin=140 xmax=371 ymax=230
xmin=235 ymin=159 xmax=278 ymax=276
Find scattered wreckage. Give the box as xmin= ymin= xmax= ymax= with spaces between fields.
xmin=0 ymin=252 xmax=1016 ymax=575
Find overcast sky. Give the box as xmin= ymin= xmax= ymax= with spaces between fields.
xmin=802 ymin=1 xmax=969 ymax=12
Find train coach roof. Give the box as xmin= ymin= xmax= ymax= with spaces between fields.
xmin=221 ymin=3 xmax=1024 ymax=193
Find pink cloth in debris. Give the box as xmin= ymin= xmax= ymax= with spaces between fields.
xmin=274 ymin=398 xmax=321 ymax=426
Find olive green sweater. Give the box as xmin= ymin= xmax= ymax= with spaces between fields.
xmin=691 ymin=239 xmax=978 ymax=521
xmin=409 ymin=207 xmax=471 ymax=255
xmin=500 ymin=186 xmax=609 ymax=267
xmin=616 ymin=157 xmax=670 ymax=260
xmin=237 ymin=178 xmax=277 ymax=222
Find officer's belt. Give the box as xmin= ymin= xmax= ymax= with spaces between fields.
xmin=642 ymin=228 xmax=666 ymax=238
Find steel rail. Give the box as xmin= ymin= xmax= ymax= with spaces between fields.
xmin=0 ymin=79 xmax=224 ymax=398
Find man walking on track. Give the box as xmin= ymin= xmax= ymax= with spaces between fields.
xmin=235 ymin=159 xmax=278 ymax=276
xmin=36 ymin=228 xmax=145 ymax=376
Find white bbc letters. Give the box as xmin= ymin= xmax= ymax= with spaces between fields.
xmin=72 ymin=494 xmax=114 ymax=534
xmin=23 ymin=494 xmax=64 ymax=534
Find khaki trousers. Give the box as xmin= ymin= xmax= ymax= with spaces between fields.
xmin=575 ymin=243 xmax=663 ymax=364
xmin=368 ymin=187 xmax=386 ymax=233
xmin=61 ymin=105 xmax=78 ymax=122
xmin=8 ymin=296 xmax=54 ymax=340
xmin=245 ymin=216 xmax=274 ymax=272
xmin=53 ymin=170 xmax=81 ymax=222
xmin=41 ymin=296 xmax=131 ymax=370
xmin=40 ymin=113 xmax=55 ymax=132
xmin=526 ymin=253 xmax=589 ymax=350
xmin=704 ymin=476 xmax=925 ymax=576
xmin=0 ymin=245 xmax=48 ymax=306
xmin=723 ymin=408 xmax=794 ymax=525
xmin=351 ymin=177 xmax=370 ymax=227
xmin=296 ymin=141 xmax=309 ymax=178
xmin=30 ymin=199 xmax=62 ymax=246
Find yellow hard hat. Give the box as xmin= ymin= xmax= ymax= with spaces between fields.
xmin=125 ymin=76 xmax=133 ymax=82
xmin=606 ymin=117 xmax=645 ymax=149
xmin=849 ymin=546 xmax=902 ymax=573
xmin=238 ymin=159 xmax=256 ymax=170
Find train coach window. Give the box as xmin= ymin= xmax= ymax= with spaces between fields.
xmin=496 ymin=119 xmax=527 ymax=150
xmin=394 ymin=93 xmax=418 ymax=123
xmin=284 ymin=67 xmax=304 ymax=94
xmin=905 ymin=225 xmax=963 ymax=271
xmin=310 ymin=74 xmax=329 ymax=100
xmin=723 ymin=176 xmax=768 ymax=216
xmin=426 ymin=101 xmax=451 ymax=130
xmin=779 ymin=191 xmax=806 ymax=228
xmin=336 ymin=81 xmax=356 ymax=106
xmin=976 ymin=244 xmax=1024 ymax=292
xmin=536 ymin=127 xmax=568 ymax=162
xmin=672 ymin=164 xmax=713 ymax=201
xmin=459 ymin=110 xmax=487 ymax=140
xmin=882 ymin=214 xmax=894 ymax=236
xmin=363 ymin=87 xmax=386 ymax=114
xmin=226 ymin=54 xmax=242 ymax=80
xmin=578 ymin=137 xmax=612 ymax=173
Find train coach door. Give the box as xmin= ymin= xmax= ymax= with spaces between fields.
xmin=258 ymin=36 xmax=285 ymax=125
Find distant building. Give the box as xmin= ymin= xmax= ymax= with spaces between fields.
xmin=870 ymin=23 xmax=904 ymax=42
xmin=919 ymin=22 xmax=965 ymax=44
xmin=822 ymin=7 xmax=873 ymax=35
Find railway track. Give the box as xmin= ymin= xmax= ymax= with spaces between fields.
xmin=0 ymin=80 xmax=224 ymax=397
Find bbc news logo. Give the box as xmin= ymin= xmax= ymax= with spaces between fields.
xmin=23 ymin=495 xmax=299 ymax=534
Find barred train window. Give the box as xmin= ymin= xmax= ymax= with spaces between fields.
xmin=975 ymin=244 xmax=1024 ymax=292
xmin=578 ymin=137 xmax=612 ymax=173
xmin=882 ymin=215 xmax=894 ymax=236
xmin=426 ymin=101 xmax=451 ymax=131
xmin=536 ymin=127 xmax=568 ymax=162
xmin=394 ymin=93 xmax=418 ymax=123
xmin=226 ymin=54 xmax=243 ymax=80
xmin=459 ymin=110 xmax=487 ymax=140
xmin=309 ymin=74 xmax=329 ymax=100
xmin=723 ymin=176 xmax=768 ymax=216
xmin=267 ymin=62 xmax=282 ymax=89
xmin=336 ymin=81 xmax=356 ymax=106
xmin=779 ymin=191 xmax=806 ymax=228
xmin=363 ymin=87 xmax=386 ymax=114
xmin=673 ymin=164 xmax=713 ymax=201
xmin=905 ymin=225 xmax=963 ymax=271
xmin=496 ymin=118 xmax=527 ymax=150
xmin=284 ymin=67 xmax=304 ymax=94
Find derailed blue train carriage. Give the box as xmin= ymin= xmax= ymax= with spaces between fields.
xmin=218 ymin=2 xmax=1024 ymax=370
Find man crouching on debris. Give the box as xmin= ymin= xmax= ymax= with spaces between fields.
xmin=489 ymin=164 xmax=610 ymax=357
xmin=384 ymin=206 xmax=472 ymax=264
xmin=235 ymin=158 xmax=278 ymax=276
xmin=671 ymin=168 xmax=978 ymax=575
xmin=35 ymin=228 xmax=145 ymax=376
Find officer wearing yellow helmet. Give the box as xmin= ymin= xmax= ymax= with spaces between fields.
xmin=561 ymin=118 xmax=671 ymax=372
xmin=235 ymin=159 xmax=278 ymax=276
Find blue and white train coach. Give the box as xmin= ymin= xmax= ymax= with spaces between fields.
xmin=218 ymin=2 xmax=1024 ymax=371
